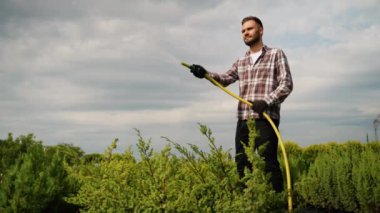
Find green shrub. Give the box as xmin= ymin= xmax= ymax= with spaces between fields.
xmin=3 ymin=130 xmax=378 ymax=212
xmin=0 ymin=134 xmax=81 ymax=212
xmin=352 ymin=142 xmax=380 ymax=212
xmin=0 ymin=141 xmax=75 ymax=212
xmin=295 ymin=142 xmax=380 ymax=212
xmin=66 ymin=123 xmax=285 ymax=212
xmin=0 ymin=133 xmax=36 ymax=177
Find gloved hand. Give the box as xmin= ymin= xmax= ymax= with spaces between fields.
xmin=190 ymin=64 xmax=207 ymax=79
xmin=250 ymin=100 xmax=268 ymax=115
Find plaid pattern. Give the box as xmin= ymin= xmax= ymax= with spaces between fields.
xmin=209 ymin=45 xmax=293 ymax=120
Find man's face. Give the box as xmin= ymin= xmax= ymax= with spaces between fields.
xmin=241 ymin=20 xmax=263 ymax=47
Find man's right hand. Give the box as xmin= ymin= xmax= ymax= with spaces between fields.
xmin=190 ymin=64 xmax=207 ymax=79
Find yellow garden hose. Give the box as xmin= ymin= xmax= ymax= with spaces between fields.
xmin=181 ymin=62 xmax=293 ymax=211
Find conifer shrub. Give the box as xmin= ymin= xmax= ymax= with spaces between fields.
xmin=2 ymin=130 xmax=379 ymax=212
xmin=0 ymin=133 xmax=36 ymax=178
xmin=352 ymin=142 xmax=380 ymax=212
xmin=0 ymin=135 xmax=80 ymax=212
xmin=66 ymin=122 xmax=286 ymax=212
xmin=295 ymin=142 xmax=380 ymax=212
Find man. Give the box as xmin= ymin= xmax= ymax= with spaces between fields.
xmin=189 ymin=16 xmax=293 ymax=192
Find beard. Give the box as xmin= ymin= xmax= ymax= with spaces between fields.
xmin=244 ymin=35 xmax=260 ymax=47
xmin=244 ymin=31 xmax=261 ymax=47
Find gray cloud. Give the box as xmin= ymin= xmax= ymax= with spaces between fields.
xmin=1 ymin=0 xmax=379 ymax=153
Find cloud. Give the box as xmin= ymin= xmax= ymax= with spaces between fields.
xmin=0 ymin=0 xmax=379 ymax=153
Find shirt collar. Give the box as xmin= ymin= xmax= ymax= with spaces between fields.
xmin=245 ymin=45 xmax=268 ymax=57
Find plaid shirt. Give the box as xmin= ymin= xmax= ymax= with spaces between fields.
xmin=209 ymin=45 xmax=293 ymax=120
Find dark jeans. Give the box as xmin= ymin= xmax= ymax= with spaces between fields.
xmin=235 ymin=119 xmax=284 ymax=192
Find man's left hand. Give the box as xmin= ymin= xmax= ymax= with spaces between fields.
xmin=251 ymin=100 xmax=268 ymax=115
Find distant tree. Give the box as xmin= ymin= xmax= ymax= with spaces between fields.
xmin=82 ymin=152 xmax=104 ymax=164
xmin=46 ymin=143 xmax=85 ymax=166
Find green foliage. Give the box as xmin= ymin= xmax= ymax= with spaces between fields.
xmin=2 ymin=130 xmax=379 ymax=212
xmin=66 ymin=123 xmax=285 ymax=212
xmin=352 ymin=142 xmax=380 ymax=212
xmin=0 ymin=133 xmax=36 ymax=178
xmin=295 ymin=141 xmax=380 ymax=212
xmin=46 ymin=143 xmax=85 ymax=166
xmin=281 ymin=142 xmax=307 ymax=183
xmin=0 ymin=134 xmax=81 ymax=212
xmin=65 ymin=138 xmax=137 ymax=212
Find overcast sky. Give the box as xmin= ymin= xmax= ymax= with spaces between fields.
xmin=1 ymin=0 xmax=379 ymax=153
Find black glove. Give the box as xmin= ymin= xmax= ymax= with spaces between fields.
xmin=251 ymin=100 xmax=268 ymax=115
xmin=190 ymin=64 xmax=207 ymax=79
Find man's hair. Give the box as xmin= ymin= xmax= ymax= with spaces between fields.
xmin=241 ymin=16 xmax=263 ymax=28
